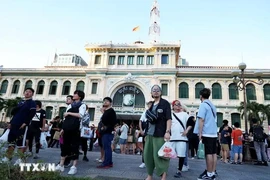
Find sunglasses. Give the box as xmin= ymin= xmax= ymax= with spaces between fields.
xmin=152 ymin=89 xmax=160 ymax=92
xmin=174 ymin=104 xmax=181 ymax=106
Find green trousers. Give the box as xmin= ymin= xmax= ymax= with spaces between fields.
xmin=143 ymin=135 xmax=170 ymax=176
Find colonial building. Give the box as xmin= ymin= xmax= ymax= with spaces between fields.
xmin=0 ymin=41 xmax=270 ymax=132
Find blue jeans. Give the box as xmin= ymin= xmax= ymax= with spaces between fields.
xmin=184 ymin=142 xmax=189 ymax=166
xmin=102 ymin=133 xmax=114 ymax=166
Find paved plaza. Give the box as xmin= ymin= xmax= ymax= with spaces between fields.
xmin=24 ymin=147 xmax=270 ymax=180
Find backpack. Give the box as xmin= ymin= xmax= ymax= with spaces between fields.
xmin=81 ymin=112 xmax=90 ymax=127
xmin=253 ymin=125 xmax=264 ymax=142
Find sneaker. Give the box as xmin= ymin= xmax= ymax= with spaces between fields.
xmin=191 ymin=157 xmax=195 ymax=160
xmin=182 ymin=165 xmax=189 ymax=172
xmin=254 ymin=161 xmax=263 ymax=165
xmin=83 ymin=156 xmax=89 ymax=162
xmin=214 ymin=170 xmax=218 ymax=177
xmin=98 ymin=159 xmax=103 ymax=163
xmin=14 ymin=159 xmax=23 ymax=166
xmin=55 ymin=164 xmax=65 ymax=172
xmin=68 ymin=166 xmax=77 ymax=175
xmin=139 ymin=163 xmax=146 ymax=168
xmin=33 ymin=154 xmax=39 ymax=159
xmin=197 ymin=170 xmax=215 ymax=180
xmin=263 ymin=161 xmax=268 ymax=166
xmin=174 ymin=171 xmax=182 ymax=178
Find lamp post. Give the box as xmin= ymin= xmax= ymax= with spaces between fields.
xmin=231 ymin=62 xmax=264 ymax=161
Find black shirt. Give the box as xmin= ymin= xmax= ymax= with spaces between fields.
xmin=219 ymin=125 xmax=232 ymax=143
xmin=149 ymin=98 xmax=172 ymax=137
xmin=30 ymin=109 xmax=46 ymax=128
xmin=101 ymin=108 xmax=117 ymax=134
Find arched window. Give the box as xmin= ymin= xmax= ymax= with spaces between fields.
xmin=212 ymin=83 xmax=222 ymax=99
xmin=246 ymin=84 xmax=256 ymax=101
xmin=36 ymin=80 xmax=45 ymax=94
xmin=231 ymin=113 xmax=241 ymax=127
xmin=0 ymin=80 xmax=8 ymax=94
xmin=49 ymin=81 xmax=58 ymax=95
xmin=76 ymin=81 xmax=85 ymax=91
xmin=45 ymin=106 xmax=53 ymax=120
xmin=217 ymin=112 xmax=223 ymax=127
xmin=179 ymin=82 xmax=189 ymax=98
xmin=195 ymin=82 xmax=205 ymax=99
xmin=263 ymin=84 xmax=270 ymax=100
xmin=62 ymin=81 xmax=71 ymax=95
xmin=59 ymin=107 xmax=67 ymax=119
xmin=12 ymin=80 xmax=20 ymax=94
xmin=228 ymin=83 xmax=239 ymax=100
xmin=24 ymin=80 xmax=32 ymax=89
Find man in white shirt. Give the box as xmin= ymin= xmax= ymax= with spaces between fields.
xmin=119 ymin=121 xmax=129 ymax=154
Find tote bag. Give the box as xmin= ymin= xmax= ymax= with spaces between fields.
xmin=80 ymin=127 xmax=91 ymax=138
xmin=197 ymin=141 xmax=205 ymax=159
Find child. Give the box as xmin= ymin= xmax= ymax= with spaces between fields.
xmin=220 ymin=125 xmax=230 ymax=163
xmin=231 ymin=122 xmax=243 ymax=164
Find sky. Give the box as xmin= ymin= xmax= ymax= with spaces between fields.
xmin=0 ymin=0 xmax=269 ymax=69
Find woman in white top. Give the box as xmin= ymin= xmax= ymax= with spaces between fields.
xmin=170 ymin=100 xmax=193 ymax=178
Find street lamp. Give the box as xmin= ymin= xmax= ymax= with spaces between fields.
xmin=231 ymin=62 xmax=264 ymax=161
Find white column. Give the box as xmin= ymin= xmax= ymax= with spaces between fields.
xmin=56 ymin=80 xmax=63 ymax=97
xmin=17 ymin=78 xmax=25 ymax=97
xmin=5 ymin=78 xmax=13 ymax=97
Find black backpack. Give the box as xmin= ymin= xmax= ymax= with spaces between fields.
xmin=253 ymin=125 xmax=264 ymax=142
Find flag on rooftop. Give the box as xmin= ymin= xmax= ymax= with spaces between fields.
xmin=132 ymin=26 xmax=140 ymax=32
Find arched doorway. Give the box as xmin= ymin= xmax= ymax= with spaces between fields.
xmin=112 ymin=85 xmax=146 ymax=124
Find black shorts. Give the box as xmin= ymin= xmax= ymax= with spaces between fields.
xmin=98 ymin=137 xmax=103 ymax=148
xmin=202 ymin=136 xmax=217 ymax=155
xmin=8 ymin=124 xmax=28 ymax=147
xmin=26 ymin=126 xmax=41 ymax=143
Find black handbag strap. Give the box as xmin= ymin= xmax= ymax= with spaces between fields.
xmin=173 ymin=113 xmax=185 ymax=130
xmin=204 ymin=102 xmax=216 ymax=118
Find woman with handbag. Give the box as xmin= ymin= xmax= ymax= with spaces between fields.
xmin=55 ymin=90 xmax=87 ymax=175
xmin=48 ymin=116 xmax=61 ymax=148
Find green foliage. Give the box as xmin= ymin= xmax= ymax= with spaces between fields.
xmin=237 ymin=101 xmax=270 ymax=125
xmin=0 ymin=164 xmax=92 ymax=180
xmin=0 ymin=97 xmax=22 ymax=118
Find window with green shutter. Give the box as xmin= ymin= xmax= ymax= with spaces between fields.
xmin=195 ymin=83 xmax=205 ymax=99
xmin=127 ymin=56 xmax=134 ymax=65
xmin=217 ymin=112 xmax=223 ymax=127
xmin=89 ymin=108 xmax=95 ymax=121
xmin=212 ymin=83 xmax=222 ymax=99
xmin=263 ymin=84 xmax=270 ymax=100
xmin=45 ymin=106 xmax=53 ymax=120
xmin=76 ymin=81 xmax=85 ymax=91
xmin=179 ymin=82 xmax=189 ymax=98
xmin=229 ymin=83 xmax=239 ymax=100
xmin=246 ymin=84 xmax=256 ymax=101
xmin=161 ymin=83 xmax=168 ymax=96
xmin=0 ymin=80 xmax=8 ymax=94
xmin=231 ymin=113 xmax=241 ymax=127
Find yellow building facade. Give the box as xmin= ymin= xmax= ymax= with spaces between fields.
xmin=0 ymin=42 xmax=270 ymax=132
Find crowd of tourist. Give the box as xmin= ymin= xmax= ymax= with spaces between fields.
xmin=0 ymin=85 xmax=269 ymax=180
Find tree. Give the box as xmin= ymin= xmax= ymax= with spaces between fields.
xmin=260 ymin=104 xmax=270 ymax=126
xmin=3 ymin=97 xmax=22 ymax=118
xmin=237 ymin=101 xmax=263 ymax=125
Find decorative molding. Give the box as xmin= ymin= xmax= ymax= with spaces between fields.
xmin=137 ymin=78 xmax=152 ymax=90
xmin=106 ymin=78 xmax=119 ymax=91
xmin=124 ymin=73 xmax=136 ymax=82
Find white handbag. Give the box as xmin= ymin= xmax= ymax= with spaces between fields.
xmin=80 ymin=127 xmax=91 ymax=138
